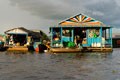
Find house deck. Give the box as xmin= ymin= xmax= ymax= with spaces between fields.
xmin=50 ymin=47 xmax=112 ymax=53
xmin=86 ymin=47 xmax=113 ymax=52
xmin=7 ymin=46 xmax=28 ymax=51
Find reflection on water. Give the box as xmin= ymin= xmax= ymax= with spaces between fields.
xmin=0 ymin=49 xmax=120 ymax=80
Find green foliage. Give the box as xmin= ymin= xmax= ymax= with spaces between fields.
xmin=67 ymin=41 xmax=75 ymax=48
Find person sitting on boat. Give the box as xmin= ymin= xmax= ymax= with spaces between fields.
xmin=46 ymin=41 xmax=50 ymax=50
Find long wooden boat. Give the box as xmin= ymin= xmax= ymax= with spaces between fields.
xmin=50 ymin=48 xmax=82 ymax=53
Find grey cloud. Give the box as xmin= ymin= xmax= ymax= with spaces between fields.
xmin=9 ymin=0 xmax=74 ymax=20
xmin=9 ymin=0 xmax=120 ymax=27
xmin=85 ymin=0 xmax=120 ymax=26
xmin=9 ymin=0 xmax=89 ymax=20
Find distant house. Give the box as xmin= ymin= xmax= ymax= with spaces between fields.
xmin=4 ymin=27 xmax=49 ymax=46
xmin=0 ymin=34 xmax=5 ymax=41
xmin=112 ymin=34 xmax=120 ymax=48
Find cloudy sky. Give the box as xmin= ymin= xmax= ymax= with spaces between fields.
xmin=0 ymin=0 xmax=120 ymax=34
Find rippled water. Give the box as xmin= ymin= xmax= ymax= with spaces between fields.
xmin=0 ymin=49 xmax=120 ymax=80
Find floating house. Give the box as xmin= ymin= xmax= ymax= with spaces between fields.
xmin=4 ymin=27 xmax=49 ymax=51
xmin=50 ymin=14 xmax=112 ymax=52
xmin=112 ymin=34 xmax=120 ymax=48
xmin=0 ymin=34 xmax=5 ymax=49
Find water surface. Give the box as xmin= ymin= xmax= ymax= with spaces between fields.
xmin=0 ymin=49 xmax=120 ymax=80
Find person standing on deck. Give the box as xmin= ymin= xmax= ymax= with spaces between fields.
xmin=76 ymin=35 xmax=83 ymax=48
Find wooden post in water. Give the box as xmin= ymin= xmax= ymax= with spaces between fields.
xmin=50 ymin=28 xmax=53 ymax=47
xmin=60 ymin=27 xmax=63 ymax=46
xmin=71 ymin=28 xmax=74 ymax=42
xmin=110 ymin=27 xmax=112 ymax=48
xmin=100 ymin=27 xmax=102 ymax=48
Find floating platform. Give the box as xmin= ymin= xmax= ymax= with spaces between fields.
xmin=7 ymin=46 xmax=28 ymax=51
xmin=50 ymin=47 xmax=113 ymax=53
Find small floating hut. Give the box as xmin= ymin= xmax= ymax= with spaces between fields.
xmin=50 ymin=14 xmax=112 ymax=52
xmin=4 ymin=27 xmax=46 ymax=51
xmin=0 ymin=34 xmax=5 ymax=49
xmin=112 ymin=34 xmax=120 ymax=48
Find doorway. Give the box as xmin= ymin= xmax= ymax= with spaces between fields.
xmin=74 ymin=28 xmax=86 ymax=46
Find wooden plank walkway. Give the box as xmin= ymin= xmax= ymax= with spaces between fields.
xmin=86 ymin=47 xmax=113 ymax=52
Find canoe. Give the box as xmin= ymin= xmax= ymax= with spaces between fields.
xmin=50 ymin=48 xmax=82 ymax=53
